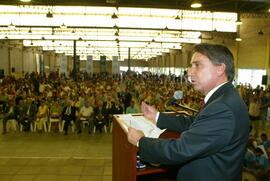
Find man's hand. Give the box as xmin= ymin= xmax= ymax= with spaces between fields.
xmin=141 ymin=101 xmax=158 ymax=121
xmin=127 ymin=127 xmax=145 ymax=146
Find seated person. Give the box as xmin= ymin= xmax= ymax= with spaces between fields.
xmin=2 ymin=99 xmax=17 ymax=134
xmin=110 ymin=99 xmax=123 ymax=115
xmin=49 ymin=100 xmax=63 ymax=132
xmin=254 ymin=147 xmax=269 ymax=171
xmin=95 ymin=113 xmax=105 ymax=133
xmin=36 ymin=99 xmax=48 ymax=132
xmin=62 ymin=100 xmax=76 ymax=135
xmin=93 ymin=100 xmax=106 ymax=133
xmin=17 ymin=98 xmax=37 ymax=131
xmin=0 ymin=89 xmax=8 ymax=113
xmin=126 ymin=100 xmax=139 ymax=114
xmin=259 ymin=133 xmax=270 ymax=151
xmin=76 ymin=101 xmax=93 ymax=134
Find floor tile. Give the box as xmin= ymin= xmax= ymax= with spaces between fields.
xmin=79 ymin=176 xmax=102 ymax=181
xmin=59 ymin=166 xmax=83 ymax=176
xmin=81 ymin=166 xmax=104 ymax=176
xmin=38 ymin=167 xmax=61 ymax=175
xmin=11 ymin=175 xmax=35 ymax=181
xmin=0 ymin=166 xmax=21 ymax=175
xmin=33 ymin=175 xmax=58 ymax=181
xmin=102 ymin=175 xmax=112 ymax=181
xmin=85 ymin=159 xmax=105 ymax=166
xmin=0 ymin=175 xmax=13 ymax=181
xmin=17 ymin=166 xmax=41 ymax=175
xmin=103 ymin=167 xmax=112 ymax=176
xmin=57 ymin=175 xmax=80 ymax=181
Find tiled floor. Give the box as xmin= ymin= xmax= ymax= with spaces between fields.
xmin=0 ymin=117 xmax=269 ymax=181
xmin=0 ymin=121 xmax=112 ymax=181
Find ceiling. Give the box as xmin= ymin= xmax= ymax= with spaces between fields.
xmin=1 ymin=0 xmax=270 ymax=14
xmin=0 ymin=0 xmax=269 ymax=61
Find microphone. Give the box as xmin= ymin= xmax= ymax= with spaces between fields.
xmin=166 ymin=90 xmax=183 ymax=107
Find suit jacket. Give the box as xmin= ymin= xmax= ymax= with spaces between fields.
xmin=62 ymin=106 xmax=76 ymax=120
xmin=139 ymin=82 xmax=249 ymax=181
xmin=22 ymin=103 xmax=37 ymax=120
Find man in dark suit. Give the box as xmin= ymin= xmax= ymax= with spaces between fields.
xmin=128 ymin=43 xmax=249 ymax=181
xmin=18 ymin=98 xmax=37 ymax=131
xmin=62 ymin=100 xmax=76 ymax=135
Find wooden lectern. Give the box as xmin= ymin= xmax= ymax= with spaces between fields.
xmin=112 ymin=114 xmax=180 ymax=181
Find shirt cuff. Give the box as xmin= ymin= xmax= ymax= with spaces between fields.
xmin=155 ymin=112 xmax=160 ymax=123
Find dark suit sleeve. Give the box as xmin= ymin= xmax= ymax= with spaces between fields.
xmin=157 ymin=113 xmax=195 ymax=132
xmin=139 ymin=103 xmax=235 ymax=165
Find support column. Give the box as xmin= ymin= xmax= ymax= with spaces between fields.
xmin=128 ymin=48 xmax=131 ymax=72
xmin=73 ymin=40 xmax=77 ymax=74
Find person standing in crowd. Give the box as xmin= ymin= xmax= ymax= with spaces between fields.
xmin=127 ymin=43 xmax=249 ymax=181
xmin=249 ymin=94 xmax=261 ymax=138
xmin=260 ymin=90 xmax=269 ymax=128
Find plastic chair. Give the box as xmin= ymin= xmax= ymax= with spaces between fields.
xmin=48 ymin=118 xmax=62 ymax=132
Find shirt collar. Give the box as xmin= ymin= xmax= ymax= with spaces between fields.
xmin=204 ymin=82 xmax=228 ymax=104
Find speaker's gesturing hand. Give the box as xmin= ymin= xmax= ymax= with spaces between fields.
xmin=141 ymin=101 xmax=158 ymax=122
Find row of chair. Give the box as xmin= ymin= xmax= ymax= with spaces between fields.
xmin=5 ymin=118 xmax=109 ymax=134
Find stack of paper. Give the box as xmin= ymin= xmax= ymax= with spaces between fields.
xmin=118 ymin=114 xmax=166 ymax=138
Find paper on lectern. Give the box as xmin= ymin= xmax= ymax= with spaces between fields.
xmin=118 ymin=114 xmax=166 ymax=138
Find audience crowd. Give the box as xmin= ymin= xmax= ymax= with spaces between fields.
xmin=0 ymin=71 xmax=270 ymax=180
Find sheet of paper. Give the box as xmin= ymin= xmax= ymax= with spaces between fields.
xmin=118 ymin=114 xmax=166 ymax=138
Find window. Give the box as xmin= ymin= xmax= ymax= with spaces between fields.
xmin=237 ymin=69 xmax=266 ymax=88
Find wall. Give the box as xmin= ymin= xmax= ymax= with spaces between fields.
xmin=237 ymin=17 xmax=270 ymax=69
xmin=0 ymin=40 xmax=9 ymax=75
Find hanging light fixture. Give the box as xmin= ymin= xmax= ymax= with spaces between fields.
xmin=8 ymin=22 xmax=15 ymax=29
xmin=191 ymin=1 xmax=202 ymax=8
xmin=20 ymin=0 xmax=31 ymax=2
xmin=175 ymin=15 xmax=180 ymax=20
xmin=235 ymin=14 xmax=242 ymax=25
xmin=46 ymin=11 xmax=53 ymax=18
xmin=28 ymin=28 xmax=32 ymax=33
xmin=60 ymin=23 xmax=67 ymax=29
xmin=111 ymin=12 xmax=118 ymax=19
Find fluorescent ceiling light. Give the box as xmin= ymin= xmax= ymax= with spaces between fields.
xmin=0 ymin=5 xmax=237 ymax=60
xmin=20 ymin=0 xmax=31 ymax=2
xmin=235 ymin=37 xmax=242 ymax=41
xmin=235 ymin=20 xmax=242 ymax=25
xmin=191 ymin=1 xmax=202 ymax=8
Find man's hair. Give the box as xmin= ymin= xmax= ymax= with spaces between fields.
xmin=193 ymin=43 xmax=235 ymax=82
xmin=261 ymin=133 xmax=267 ymax=138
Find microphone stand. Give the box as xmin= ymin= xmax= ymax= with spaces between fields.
xmin=172 ymin=103 xmax=199 ymax=113
xmin=164 ymin=103 xmax=198 ymax=116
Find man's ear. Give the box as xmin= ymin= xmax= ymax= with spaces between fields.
xmin=217 ymin=63 xmax=226 ymax=76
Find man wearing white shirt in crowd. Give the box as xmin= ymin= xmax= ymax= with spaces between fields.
xmin=76 ymin=101 xmax=93 ymax=134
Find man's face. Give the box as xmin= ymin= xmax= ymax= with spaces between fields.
xmin=188 ymin=52 xmax=221 ymax=95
